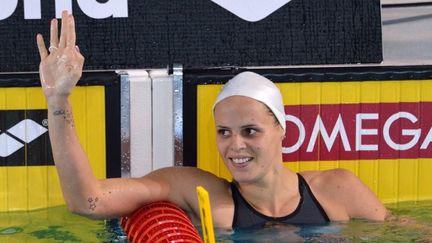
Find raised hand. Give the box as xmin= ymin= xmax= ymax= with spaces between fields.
xmin=36 ymin=11 xmax=84 ymax=99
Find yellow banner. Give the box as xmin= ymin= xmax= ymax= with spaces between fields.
xmin=0 ymin=87 xmax=106 ymax=212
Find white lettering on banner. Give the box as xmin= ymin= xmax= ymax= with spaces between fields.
xmin=306 ymin=114 xmax=351 ymax=152
xmin=383 ymin=112 xmax=421 ymax=151
xmin=355 ymin=113 xmax=379 ymax=151
xmin=0 ymin=0 xmax=18 ymax=20
xmin=421 ymin=128 xmax=432 ymax=149
xmin=282 ymin=103 xmax=432 ymax=161
xmin=210 ymin=0 xmax=292 ymax=22
xmin=75 ymin=0 xmax=128 ymax=19
xmin=0 ymin=0 xmax=128 ymax=20
xmin=55 ymin=0 xmax=72 ymax=19
xmin=25 ymin=0 xmax=41 ymax=19
xmin=283 ymin=112 xmax=432 ymax=153
xmin=282 ymin=115 xmax=305 ymax=153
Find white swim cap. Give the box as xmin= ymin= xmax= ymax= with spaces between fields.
xmin=213 ymin=71 xmax=286 ymax=131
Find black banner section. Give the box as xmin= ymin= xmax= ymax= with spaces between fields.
xmin=0 ymin=0 xmax=381 ymax=72
xmin=104 ymin=74 xmax=121 ymax=179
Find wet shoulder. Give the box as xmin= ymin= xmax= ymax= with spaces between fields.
xmin=300 ymin=168 xmax=357 ymax=190
xmin=144 ymin=166 xmax=230 ymax=189
xmin=299 ymin=169 xmax=359 ymax=220
xmin=141 ymin=166 xmax=233 ymax=221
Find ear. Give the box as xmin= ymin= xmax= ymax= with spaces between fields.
xmin=280 ymin=127 xmax=286 ymax=141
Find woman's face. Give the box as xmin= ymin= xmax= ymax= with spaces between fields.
xmin=214 ymin=96 xmax=285 ymax=184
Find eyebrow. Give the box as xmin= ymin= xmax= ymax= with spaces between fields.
xmin=241 ymin=124 xmax=258 ymax=128
xmin=216 ymin=125 xmax=229 ymax=129
xmin=216 ymin=124 xmax=259 ymax=129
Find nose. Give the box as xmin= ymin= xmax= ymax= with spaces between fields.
xmin=229 ymin=134 xmax=246 ymax=152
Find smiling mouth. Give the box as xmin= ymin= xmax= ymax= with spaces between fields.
xmin=230 ymin=157 xmax=253 ymax=164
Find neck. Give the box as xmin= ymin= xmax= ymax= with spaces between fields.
xmin=235 ymin=168 xmax=299 ymax=217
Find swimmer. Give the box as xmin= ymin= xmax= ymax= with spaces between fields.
xmin=36 ymin=11 xmax=388 ymax=230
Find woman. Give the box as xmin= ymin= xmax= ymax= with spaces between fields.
xmin=36 ymin=11 xmax=388 ymax=230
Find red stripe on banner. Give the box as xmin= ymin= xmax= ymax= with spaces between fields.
xmin=282 ymin=102 xmax=432 ymax=162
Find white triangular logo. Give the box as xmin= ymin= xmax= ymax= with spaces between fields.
xmin=210 ymin=0 xmax=292 ymax=22
xmin=7 ymin=119 xmax=48 ymax=143
xmin=0 ymin=133 xmax=23 ymax=157
xmin=0 ymin=119 xmax=48 ymax=157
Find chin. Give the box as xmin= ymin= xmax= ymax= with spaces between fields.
xmin=231 ymin=174 xmax=256 ymax=184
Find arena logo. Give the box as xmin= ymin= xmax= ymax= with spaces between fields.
xmin=0 ymin=110 xmax=53 ymax=166
xmin=0 ymin=0 xmax=128 ymax=20
xmin=0 ymin=119 xmax=48 ymax=157
xmin=210 ymin=0 xmax=292 ymax=22
xmin=282 ymin=102 xmax=432 ymax=162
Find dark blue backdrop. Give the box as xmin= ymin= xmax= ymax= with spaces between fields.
xmin=0 ymin=0 xmax=382 ymax=72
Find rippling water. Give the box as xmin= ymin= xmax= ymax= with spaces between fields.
xmin=220 ymin=200 xmax=432 ymax=242
xmin=1 ymin=201 xmax=431 ymax=242
xmin=0 ymin=206 xmax=125 ymax=242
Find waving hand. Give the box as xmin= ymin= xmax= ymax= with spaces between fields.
xmin=36 ymin=11 xmax=84 ymax=99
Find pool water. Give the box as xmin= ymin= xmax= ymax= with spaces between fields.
xmin=220 ymin=200 xmax=432 ymax=243
xmin=1 ymin=201 xmax=432 ymax=242
xmin=0 ymin=206 xmax=126 ymax=242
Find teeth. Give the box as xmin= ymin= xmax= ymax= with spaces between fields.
xmin=232 ymin=157 xmax=251 ymax=164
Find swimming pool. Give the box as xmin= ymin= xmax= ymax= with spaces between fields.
xmin=1 ymin=200 xmax=431 ymax=242
xmin=222 ymin=200 xmax=432 ymax=242
xmin=0 ymin=206 xmax=125 ymax=242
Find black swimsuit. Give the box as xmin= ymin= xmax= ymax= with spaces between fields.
xmin=230 ymin=174 xmax=330 ymax=229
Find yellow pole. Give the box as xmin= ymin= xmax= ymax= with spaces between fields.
xmin=196 ymin=186 xmax=216 ymax=243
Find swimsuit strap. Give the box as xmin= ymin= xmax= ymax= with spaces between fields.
xmin=231 ymin=173 xmax=329 ymax=229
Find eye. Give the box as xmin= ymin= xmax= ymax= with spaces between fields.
xmin=244 ymin=128 xmax=257 ymax=136
xmin=217 ymin=129 xmax=230 ymax=137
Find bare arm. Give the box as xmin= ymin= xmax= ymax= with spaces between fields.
xmin=36 ymin=12 xmax=171 ymax=219
xmin=36 ymin=12 xmax=231 ymax=220
xmin=335 ymin=169 xmax=388 ymax=221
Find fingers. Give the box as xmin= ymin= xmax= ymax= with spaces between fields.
xmin=59 ymin=11 xmax=76 ymax=49
xmin=36 ymin=34 xmax=48 ymax=60
xmin=39 ymin=11 xmax=78 ymax=59
xmin=67 ymin=15 xmax=76 ymax=48
xmin=50 ymin=18 xmax=59 ymax=48
xmin=59 ymin=11 xmax=68 ymax=48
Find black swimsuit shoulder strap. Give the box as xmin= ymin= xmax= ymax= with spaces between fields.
xmin=230 ymin=181 xmax=273 ymax=229
xmin=297 ymin=173 xmax=330 ymax=222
